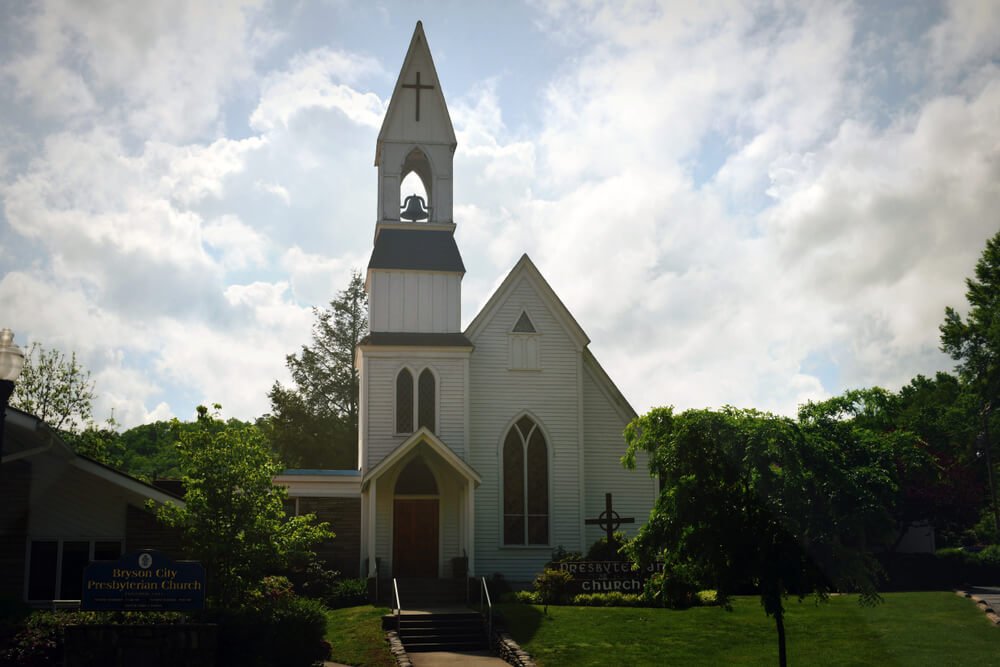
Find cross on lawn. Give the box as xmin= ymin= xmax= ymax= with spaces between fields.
xmin=585 ymin=493 xmax=635 ymax=543
xmin=402 ymin=71 xmax=434 ymax=122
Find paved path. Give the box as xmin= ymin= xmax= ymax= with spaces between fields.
xmin=966 ymin=585 xmax=1000 ymax=609
xmin=959 ymin=586 xmax=1000 ymax=625
xmin=409 ymin=650 xmax=509 ymax=666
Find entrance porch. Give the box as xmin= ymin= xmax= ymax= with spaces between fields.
xmin=361 ymin=428 xmax=481 ymax=583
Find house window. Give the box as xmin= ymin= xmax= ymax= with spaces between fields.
xmin=27 ymin=539 xmax=123 ymax=601
xmin=510 ymin=311 xmax=540 ymax=370
xmin=418 ymin=369 xmax=436 ymax=432
xmin=503 ymin=416 xmax=549 ymax=545
xmin=396 ymin=368 xmax=414 ymax=433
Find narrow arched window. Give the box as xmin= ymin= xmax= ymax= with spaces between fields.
xmin=503 ymin=416 xmax=548 ymax=545
xmin=396 ymin=369 xmax=414 ymax=433
xmin=418 ymin=369 xmax=436 ymax=433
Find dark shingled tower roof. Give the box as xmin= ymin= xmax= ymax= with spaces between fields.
xmin=368 ymin=228 xmax=465 ymax=273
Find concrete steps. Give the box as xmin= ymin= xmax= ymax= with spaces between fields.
xmin=396 ymin=611 xmax=487 ymax=652
xmin=382 ymin=579 xmax=488 ymax=653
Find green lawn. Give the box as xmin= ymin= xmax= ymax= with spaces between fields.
xmin=498 ymin=593 xmax=1000 ymax=666
xmin=326 ymin=605 xmax=395 ymax=667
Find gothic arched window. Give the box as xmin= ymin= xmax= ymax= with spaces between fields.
xmin=503 ymin=416 xmax=549 ymax=545
xmin=396 ymin=369 xmax=414 ymax=433
xmin=418 ymin=369 xmax=436 ymax=432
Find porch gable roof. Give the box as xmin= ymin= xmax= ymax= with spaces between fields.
xmin=362 ymin=427 xmax=481 ymax=489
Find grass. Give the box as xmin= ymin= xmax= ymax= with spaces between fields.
xmin=498 ymin=593 xmax=1000 ymax=666
xmin=325 ymin=604 xmax=395 ymax=667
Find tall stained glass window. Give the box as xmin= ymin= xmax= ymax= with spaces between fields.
xmin=503 ymin=416 xmax=548 ymax=545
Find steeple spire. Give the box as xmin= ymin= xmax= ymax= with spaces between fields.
xmin=374 ymin=21 xmax=456 ymax=225
xmin=366 ymin=22 xmax=464 ymax=335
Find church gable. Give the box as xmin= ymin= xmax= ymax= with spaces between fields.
xmin=465 ymin=254 xmax=589 ymax=351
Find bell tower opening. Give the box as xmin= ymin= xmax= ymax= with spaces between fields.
xmin=400 ymin=148 xmax=432 ymax=222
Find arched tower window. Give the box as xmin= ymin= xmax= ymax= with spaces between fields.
xmin=396 ymin=369 xmax=414 ymax=433
xmin=418 ymin=369 xmax=436 ymax=433
xmin=503 ymin=416 xmax=549 ymax=545
xmin=399 ymin=148 xmax=432 ymax=221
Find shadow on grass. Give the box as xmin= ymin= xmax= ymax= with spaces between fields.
xmin=496 ymin=603 xmax=549 ymax=644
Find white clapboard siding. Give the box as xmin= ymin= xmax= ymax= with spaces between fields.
xmin=468 ymin=276 xmax=583 ymax=583
xmin=581 ymin=364 xmax=657 ymax=546
xmin=369 ymin=270 xmax=461 ymax=333
xmin=364 ymin=354 xmax=467 ymax=469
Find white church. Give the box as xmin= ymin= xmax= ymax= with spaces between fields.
xmin=276 ymin=22 xmax=657 ymax=588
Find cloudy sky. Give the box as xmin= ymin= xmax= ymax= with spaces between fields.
xmin=1 ymin=1 xmax=998 ymax=429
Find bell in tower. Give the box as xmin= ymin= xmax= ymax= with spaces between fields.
xmin=400 ymin=194 xmax=429 ymax=221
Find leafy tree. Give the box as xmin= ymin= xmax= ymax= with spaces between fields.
xmin=115 ymin=420 xmax=191 ymax=481
xmin=268 ymin=271 xmax=367 ymax=469
xmin=10 ymin=342 xmax=95 ymax=433
xmin=61 ymin=417 xmax=123 ymax=467
xmin=895 ymin=373 xmax=984 ymax=545
xmin=624 ymin=393 xmax=914 ymax=667
xmin=940 ymin=229 xmax=1000 ymax=538
xmin=154 ymin=405 xmax=333 ymax=609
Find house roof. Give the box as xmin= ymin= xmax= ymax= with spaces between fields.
xmin=2 ymin=406 xmax=183 ymax=505
xmin=368 ymin=228 xmax=465 ymax=273
xmin=363 ymin=426 xmax=480 ymax=489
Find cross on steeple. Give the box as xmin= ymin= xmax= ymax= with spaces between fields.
xmin=402 ymin=71 xmax=434 ymax=122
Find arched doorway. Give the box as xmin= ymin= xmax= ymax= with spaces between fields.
xmin=393 ymin=456 xmax=439 ymax=577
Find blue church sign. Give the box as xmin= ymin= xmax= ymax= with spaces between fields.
xmin=82 ymin=550 xmax=205 ymax=611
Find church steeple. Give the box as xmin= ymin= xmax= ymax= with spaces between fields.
xmin=366 ymin=22 xmax=464 ymax=335
xmin=375 ymin=21 xmax=457 ymax=225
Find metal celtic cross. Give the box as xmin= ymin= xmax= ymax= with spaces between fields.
xmin=585 ymin=493 xmax=635 ymax=543
xmin=402 ymin=71 xmax=434 ymax=121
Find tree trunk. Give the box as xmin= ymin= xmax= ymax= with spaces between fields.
xmin=775 ymin=609 xmax=787 ymax=667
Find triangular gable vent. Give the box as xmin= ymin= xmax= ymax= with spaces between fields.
xmin=512 ymin=311 xmax=536 ymax=333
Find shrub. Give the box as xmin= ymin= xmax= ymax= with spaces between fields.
xmin=509 ymin=590 xmax=540 ymax=604
xmin=329 ymin=578 xmax=369 ymax=608
xmin=644 ymin=562 xmax=703 ymax=609
xmin=287 ymin=560 xmax=340 ymax=600
xmin=533 ymin=568 xmax=574 ymax=609
xmin=877 ymin=549 xmax=1000 ymax=590
xmin=585 ymin=531 xmax=629 ymax=561
xmin=977 ymin=544 xmax=1000 ymax=568
xmin=0 ymin=611 xmax=188 ymax=667
xmin=210 ymin=595 xmax=329 ymax=667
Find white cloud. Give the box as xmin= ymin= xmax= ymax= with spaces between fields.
xmin=280 ymin=246 xmax=368 ymax=307
xmin=203 ymin=215 xmax=270 ymax=270
xmin=2 ymin=1 xmax=997 ymax=429
xmin=255 ymin=180 xmax=291 ymax=205
xmin=250 ymin=47 xmax=387 ymax=131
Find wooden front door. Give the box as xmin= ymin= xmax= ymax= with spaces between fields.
xmin=393 ymin=499 xmax=439 ymax=577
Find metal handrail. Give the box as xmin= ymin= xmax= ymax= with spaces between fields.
xmin=479 ymin=577 xmax=493 ymax=646
xmin=392 ymin=578 xmax=402 ymax=634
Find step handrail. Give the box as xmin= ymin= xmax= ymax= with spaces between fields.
xmin=392 ymin=578 xmax=402 ymax=634
xmin=479 ymin=576 xmax=493 ymax=646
